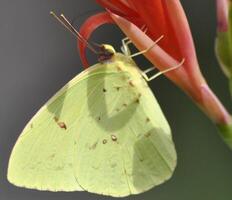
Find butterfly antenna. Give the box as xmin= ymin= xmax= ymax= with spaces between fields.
xmin=60 ymin=13 xmax=98 ymax=54
xmin=50 ymin=11 xmax=76 ymax=37
xmin=50 ymin=11 xmax=98 ymax=54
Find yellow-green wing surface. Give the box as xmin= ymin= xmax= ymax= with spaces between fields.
xmin=8 ymin=53 xmax=177 ymax=197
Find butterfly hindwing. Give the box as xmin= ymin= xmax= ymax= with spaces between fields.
xmin=8 ymin=53 xmax=177 ymax=197
xmin=74 ymin=56 xmax=176 ymax=196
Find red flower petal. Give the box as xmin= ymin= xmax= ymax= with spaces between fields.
xmin=78 ymin=12 xmax=114 ymax=67
xmin=127 ymin=0 xmax=182 ymax=60
xmin=96 ymin=0 xmax=139 ymax=21
xmin=163 ymin=0 xmax=200 ymax=84
xmin=96 ymin=0 xmax=185 ymax=61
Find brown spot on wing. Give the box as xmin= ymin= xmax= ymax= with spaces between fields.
xmin=135 ymin=93 xmax=142 ymax=104
xmin=54 ymin=116 xmax=67 ymax=130
xmin=129 ymin=81 xmax=135 ymax=87
xmin=135 ymin=98 xmax=140 ymax=104
xmin=54 ymin=116 xmax=59 ymax=122
xmin=146 ymin=117 xmax=150 ymax=123
xmin=113 ymin=86 xmax=121 ymax=91
xmin=111 ymin=135 xmax=117 ymax=142
xmin=102 ymin=139 xmax=107 ymax=144
xmin=116 ymin=66 xmax=122 ymax=71
xmin=58 ymin=122 xmax=67 ymax=130
xmin=89 ymin=141 xmax=98 ymax=150
xmin=103 ymin=88 xmax=107 ymax=92
xmin=145 ymin=132 xmax=151 ymax=138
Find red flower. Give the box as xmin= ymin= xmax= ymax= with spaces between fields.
xmin=78 ymin=0 xmax=231 ymax=125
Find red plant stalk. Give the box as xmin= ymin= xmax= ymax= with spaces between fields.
xmin=78 ymin=0 xmax=232 ymax=126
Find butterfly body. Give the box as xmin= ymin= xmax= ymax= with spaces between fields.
xmin=8 ymin=53 xmax=177 ymax=197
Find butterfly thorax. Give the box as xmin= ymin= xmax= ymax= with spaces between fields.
xmin=97 ymin=44 xmax=142 ymax=77
xmin=106 ymin=52 xmax=143 ymax=80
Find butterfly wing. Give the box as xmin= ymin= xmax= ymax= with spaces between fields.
xmin=7 ymin=64 xmax=107 ymax=191
xmin=8 ymin=55 xmax=177 ymax=196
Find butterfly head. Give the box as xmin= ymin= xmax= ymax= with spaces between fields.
xmin=97 ymin=44 xmax=116 ymax=63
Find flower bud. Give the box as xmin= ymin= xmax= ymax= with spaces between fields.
xmin=216 ymin=0 xmax=232 ymax=77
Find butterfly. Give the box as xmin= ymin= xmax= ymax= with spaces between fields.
xmin=7 ymin=12 xmax=182 ymax=197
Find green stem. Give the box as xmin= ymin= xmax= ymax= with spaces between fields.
xmin=229 ymin=78 xmax=232 ymax=97
xmin=218 ymin=123 xmax=232 ymax=149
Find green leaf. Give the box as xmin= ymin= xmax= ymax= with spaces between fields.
xmin=230 ymin=78 xmax=232 ymax=96
xmin=216 ymin=3 xmax=232 ymax=78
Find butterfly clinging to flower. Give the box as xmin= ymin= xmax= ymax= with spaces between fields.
xmin=7 ymin=12 xmax=184 ymax=197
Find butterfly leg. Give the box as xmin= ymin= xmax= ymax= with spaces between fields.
xmin=142 ymin=59 xmax=185 ymax=81
xmin=129 ymin=35 xmax=164 ymax=58
xmin=121 ymin=37 xmax=133 ymax=56
xmin=143 ymin=67 xmax=156 ymax=74
xmin=141 ymin=67 xmax=157 ymax=81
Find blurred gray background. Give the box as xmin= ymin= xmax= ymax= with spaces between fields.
xmin=1 ymin=0 xmax=232 ymax=199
